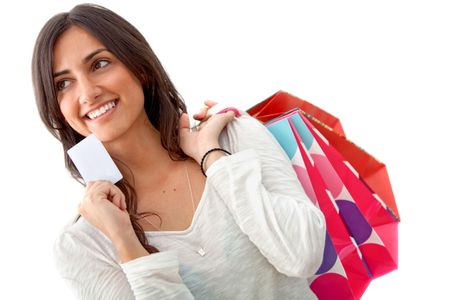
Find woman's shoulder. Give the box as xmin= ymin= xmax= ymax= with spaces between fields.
xmin=222 ymin=111 xmax=280 ymax=152
xmin=226 ymin=111 xmax=266 ymax=133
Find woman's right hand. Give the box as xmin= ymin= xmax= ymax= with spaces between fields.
xmin=79 ymin=181 xmax=150 ymax=262
xmin=79 ymin=180 xmax=133 ymax=244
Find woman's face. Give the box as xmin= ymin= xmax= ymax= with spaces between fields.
xmin=53 ymin=26 xmax=146 ymax=142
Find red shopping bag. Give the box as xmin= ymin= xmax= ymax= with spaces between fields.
xmin=248 ymin=90 xmax=345 ymax=136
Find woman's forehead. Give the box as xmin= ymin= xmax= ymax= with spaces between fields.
xmin=53 ymin=26 xmax=105 ymax=72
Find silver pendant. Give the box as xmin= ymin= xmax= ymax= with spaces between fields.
xmin=197 ymin=248 xmax=206 ymax=256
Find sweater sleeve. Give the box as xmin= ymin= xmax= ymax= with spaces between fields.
xmin=54 ymin=228 xmax=194 ymax=300
xmin=206 ymin=113 xmax=326 ymax=278
xmin=121 ymin=252 xmax=194 ymax=299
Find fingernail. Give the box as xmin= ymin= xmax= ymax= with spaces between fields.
xmin=217 ymin=107 xmax=241 ymax=117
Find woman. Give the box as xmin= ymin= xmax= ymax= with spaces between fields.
xmin=32 ymin=4 xmax=326 ymax=299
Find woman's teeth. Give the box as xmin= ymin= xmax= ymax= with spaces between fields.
xmin=87 ymin=101 xmax=116 ymax=119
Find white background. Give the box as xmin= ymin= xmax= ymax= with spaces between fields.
xmin=0 ymin=0 xmax=448 ymax=299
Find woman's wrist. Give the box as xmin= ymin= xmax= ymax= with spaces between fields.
xmin=199 ymin=147 xmax=232 ymax=176
xmin=201 ymin=150 xmax=225 ymax=175
xmin=195 ymin=143 xmax=220 ymax=164
xmin=113 ymin=230 xmax=149 ymax=263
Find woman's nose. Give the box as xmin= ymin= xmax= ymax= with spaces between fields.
xmin=78 ymin=76 xmax=101 ymax=104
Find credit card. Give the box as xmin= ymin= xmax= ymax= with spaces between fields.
xmin=67 ymin=134 xmax=123 ymax=184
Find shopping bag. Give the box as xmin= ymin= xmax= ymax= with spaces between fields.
xmin=248 ymin=90 xmax=345 ymax=136
xmin=294 ymin=111 xmax=398 ymax=275
xmin=266 ymin=115 xmax=371 ymax=299
xmin=248 ymin=91 xmax=400 ymax=221
xmin=247 ymin=92 xmax=399 ymax=299
xmin=305 ymin=115 xmax=400 ymax=221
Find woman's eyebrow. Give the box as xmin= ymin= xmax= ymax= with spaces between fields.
xmin=53 ymin=48 xmax=108 ymax=78
xmin=82 ymin=48 xmax=108 ymax=64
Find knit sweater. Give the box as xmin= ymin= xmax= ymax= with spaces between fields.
xmin=54 ymin=113 xmax=326 ymax=299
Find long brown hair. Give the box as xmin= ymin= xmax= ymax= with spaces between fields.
xmin=32 ymin=3 xmax=188 ymax=253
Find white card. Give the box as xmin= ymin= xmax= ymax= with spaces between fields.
xmin=67 ymin=134 xmax=123 ymax=184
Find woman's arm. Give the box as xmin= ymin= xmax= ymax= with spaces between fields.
xmin=54 ymin=227 xmax=194 ymax=300
xmin=206 ymin=113 xmax=327 ymax=278
xmin=58 ymin=181 xmax=192 ymax=298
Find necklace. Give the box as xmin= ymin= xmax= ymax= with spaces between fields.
xmin=143 ymin=161 xmax=207 ymax=257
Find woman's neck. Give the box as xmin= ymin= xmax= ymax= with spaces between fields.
xmin=103 ymin=113 xmax=176 ymax=186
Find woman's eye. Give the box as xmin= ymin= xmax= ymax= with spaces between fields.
xmin=56 ymin=80 xmax=70 ymax=91
xmin=93 ymin=59 xmax=110 ymax=70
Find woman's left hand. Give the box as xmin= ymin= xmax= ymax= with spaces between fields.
xmin=179 ymin=100 xmax=237 ymax=164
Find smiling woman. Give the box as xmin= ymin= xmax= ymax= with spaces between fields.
xmin=53 ymin=26 xmax=146 ymax=142
xmin=32 ymin=3 xmax=190 ymax=257
xmin=31 ymin=3 xmax=326 ymax=299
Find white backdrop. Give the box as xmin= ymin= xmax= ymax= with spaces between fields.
xmin=1 ymin=0 xmax=448 ymax=298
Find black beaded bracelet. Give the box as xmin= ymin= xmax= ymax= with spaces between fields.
xmin=200 ymin=148 xmax=231 ymax=177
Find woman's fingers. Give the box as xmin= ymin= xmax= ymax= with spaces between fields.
xmin=120 ymin=195 xmax=127 ymax=211
xmin=204 ymin=99 xmax=218 ymax=107
xmin=105 ymin=183 xmax=126 ymax=210
xmin=82 ymin=180 xmax=125 ymax=210
xmin=179 ymin=113 xmax=190 ymax=129
xmin=193 ymin=106 xmax=209 ymax=121
xmin=206 ymin=110 xmax=237 ymax=130
xmin=108 ymin=184 xmax=120 ymax=207
xmin=79 ymin=180 xmax=132 ymax=244
xmin=193 ymin=100 xmax=219 ymax=121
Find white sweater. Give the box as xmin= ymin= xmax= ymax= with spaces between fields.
xmin=54 ymin=113 xmax=326 ymax=299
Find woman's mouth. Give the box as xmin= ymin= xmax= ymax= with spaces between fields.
xmin=86 ymin=100 xmax=118 ymax=120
